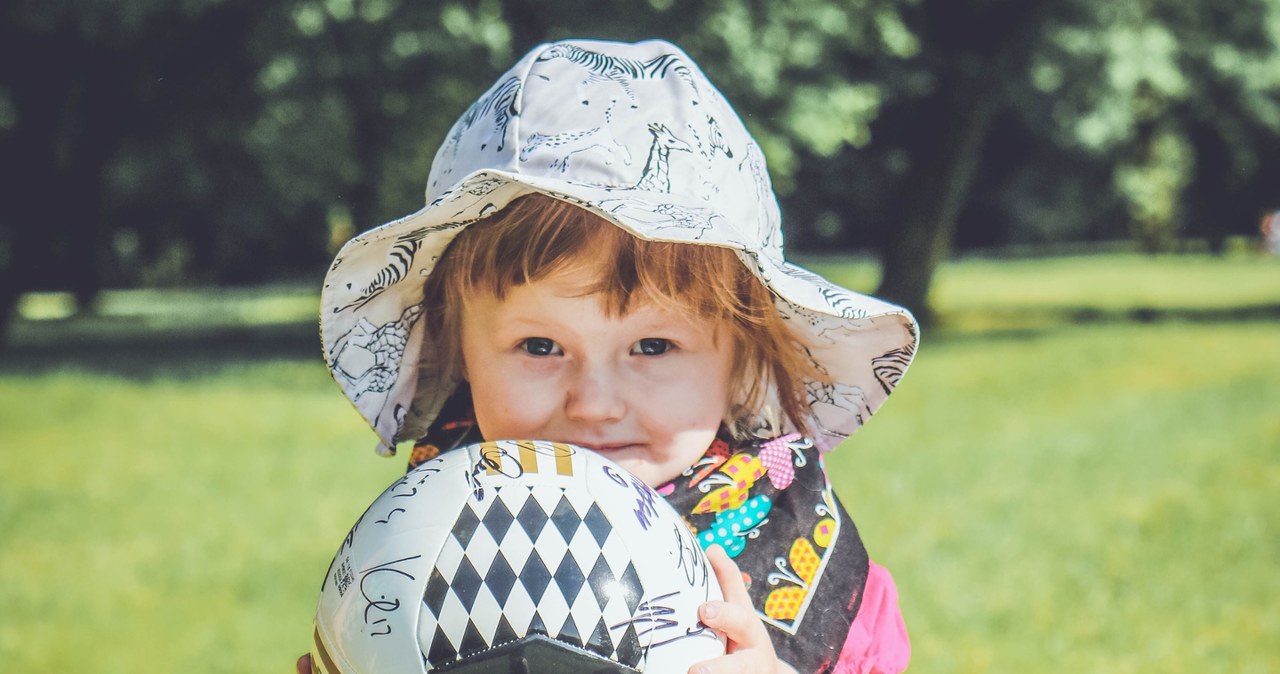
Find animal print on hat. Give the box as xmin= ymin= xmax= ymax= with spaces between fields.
xmin=320 ymin=39 xmax=918 ymax=454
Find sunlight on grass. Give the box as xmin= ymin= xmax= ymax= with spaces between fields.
xmin=830 ymin=322 xmax=1280 ymax=673
xmin=16 ymin=292 xmax=78 ymax=320
xmin=2 ymin=253 xmax=1277 ymax=673
xmin=806 ymin=251 xmax=1280 ymax=334
xmin=17 ymin=284 xmax=319 ymax=328
xmin=0 ymin=365 xmax=403 ymax=673
xmin=933 ymin=253 xmax=1280 ymax=311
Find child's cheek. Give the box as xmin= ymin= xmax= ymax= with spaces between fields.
xmin=629 ymin=353 xmax=692 ymax=384
xmin=523 ymin=356 xmax=566 ymax=375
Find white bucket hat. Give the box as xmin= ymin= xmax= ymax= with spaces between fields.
xmin=320 ymin=38 xmax=918 ymax=456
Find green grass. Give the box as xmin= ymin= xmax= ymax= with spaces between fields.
xmin=828 ymin=321 xmax=1280 ymax=672
xmin=1 ymin=252 xmax=1277 ymax=672
xmin=0 ymin=364 xmax=403 ymax=673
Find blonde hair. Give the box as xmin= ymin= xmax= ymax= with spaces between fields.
xmin=421 ymin=194 xmax=825 ymax=439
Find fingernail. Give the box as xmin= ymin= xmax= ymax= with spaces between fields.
xmin=702 ymin=603 xmax=718 ymax=619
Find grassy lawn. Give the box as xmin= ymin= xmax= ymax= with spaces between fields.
xmin=1 ymin=253 xmax=1277 ymax=673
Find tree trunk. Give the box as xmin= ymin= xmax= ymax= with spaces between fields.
xmin=0 ymin=24 xmax=92 ymax=342
xmin=874 ymin=0 xmax=1050 ymax=324
xmin=875 ymin=73 xmax=997 ymax=324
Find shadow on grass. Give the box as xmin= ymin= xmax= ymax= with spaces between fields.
xmin=0 ymin=318 xmax=320 ymax=379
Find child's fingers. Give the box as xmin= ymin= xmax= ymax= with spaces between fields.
xmin=702 ymin=544 xmax=775 ymax=655
xmin=698 ymin=599 xmax=769 ymax=649
xmin=705 ymin=544 xmax=752 ymax=608
xmin=295 ymin=654 xmax=311 ymax=674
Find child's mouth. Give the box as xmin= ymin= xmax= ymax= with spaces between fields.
xmin=576 ymin=442 xmax=641 ymax=454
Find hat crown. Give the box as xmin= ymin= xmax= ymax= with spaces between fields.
xmin=321 ymin=38 xmax=918 ymax=454
xmin=426 ymin=39 xmax=784 ymax=261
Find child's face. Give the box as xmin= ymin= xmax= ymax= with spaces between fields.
xmin=459 ymin=265 xmax=736 ymax=487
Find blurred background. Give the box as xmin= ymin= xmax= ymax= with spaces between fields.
xmin=1 ymin=1 xmax=1277 ymax=672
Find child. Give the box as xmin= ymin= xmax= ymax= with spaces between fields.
xmin=317 ymin=39 xmax=916 ymax=674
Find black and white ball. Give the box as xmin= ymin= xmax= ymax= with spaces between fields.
xmin=311 ymin=440 xmax=725 ymax=673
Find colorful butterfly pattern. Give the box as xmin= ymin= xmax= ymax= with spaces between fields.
xmin=407 ymin=396 xmax=872 ymax=674
xmin=692 ymin=452 xmax=767 ymax=514
xmin=696 ymin=493 xmax=773 ymax=556
xmin=664 ymin=431 xmax=862 ymax=647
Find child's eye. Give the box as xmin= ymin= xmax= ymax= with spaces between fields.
xmin=631 ymin=338 xmax=672 ymax=356
xmin=521 ymin=338 xmax=562 ymax=356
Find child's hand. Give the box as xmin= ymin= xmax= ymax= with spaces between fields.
xmin=691 ymin=544 xmax=797 ymax=674
xmin=295 ymin=653 xmax=310 ymax=673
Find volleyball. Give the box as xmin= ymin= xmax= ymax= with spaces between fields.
xmin=311 ymin=440 xmax=726 ymax=673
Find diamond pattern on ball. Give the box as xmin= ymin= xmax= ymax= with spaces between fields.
xmin=418 ymin=484 xmax=649 ymax=668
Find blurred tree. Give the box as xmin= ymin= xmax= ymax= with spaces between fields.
xmin=0 ymin=0 xmax=270 ymax=334
xmin=1012 ymin=0 xmax=1280 ymax=253
xmin=249 ymin=0 xmax=511 ymax=237
xmin=863 ymin=0 xmax=1053 ymax=320
xmin=833 ymin=0 xmax=1280 ymax=318
xmin=2 ymin=0 xmax=1278 ymax=342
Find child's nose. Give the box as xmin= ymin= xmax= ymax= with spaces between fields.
xmin=564 ymin=362 xmax=626 ymax=423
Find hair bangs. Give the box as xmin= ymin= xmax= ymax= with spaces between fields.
xmin=422 ymin=193 xmax=827 ymax=440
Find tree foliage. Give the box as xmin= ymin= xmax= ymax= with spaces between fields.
xmin=2 ymin=0 xmax=1277 ymax=334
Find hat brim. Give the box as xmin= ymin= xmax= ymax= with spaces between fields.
xmin=321 ymin=170 xmax=917 ymax=454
